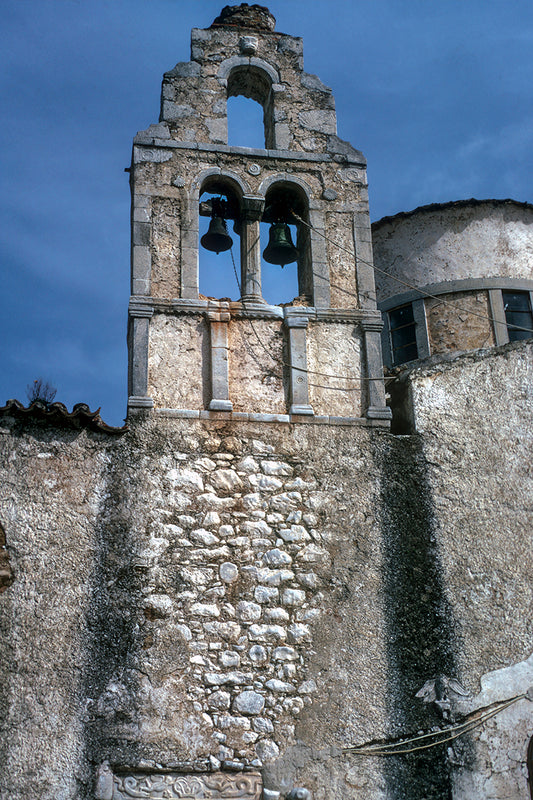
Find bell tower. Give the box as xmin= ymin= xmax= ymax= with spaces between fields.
xmin=127 ymin=3 xmax=391 ymax=425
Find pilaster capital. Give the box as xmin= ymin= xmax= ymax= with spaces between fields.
xmin=128 ymin=299 xmax=154 ymax=318
xmin=205 ymin=310 xmax=231 ymax=323
xmin=284 ymin=309 xmax=310 ymax=329
xmin=242 ymin=194 xmax=265 ymax=220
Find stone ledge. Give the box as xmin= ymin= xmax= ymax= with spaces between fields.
xmin=378 ymin=276 xmax=533 ymax=312
xmin=129 ymin=296 xmax=381 ymax=325
xmin=152 ymin=409 xmax=378 ymax=427
xmin=132 ymin=136 xmax=366 ymax=167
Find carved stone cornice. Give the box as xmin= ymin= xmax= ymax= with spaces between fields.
xmin=107 ymin=771 xmax=262 ymax=800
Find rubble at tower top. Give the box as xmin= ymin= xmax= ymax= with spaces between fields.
xmin=210 ymin=3 xmax=276 ymax=31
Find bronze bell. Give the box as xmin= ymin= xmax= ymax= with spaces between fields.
xmin=201 ymin=215 xmax=233 ymax=254
xmin=263 ymin=222 xmax=298 ymax=267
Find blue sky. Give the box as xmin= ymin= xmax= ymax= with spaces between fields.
xmin=1 ymin=0 xmax=532 ymax=425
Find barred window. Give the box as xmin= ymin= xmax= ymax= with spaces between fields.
xmin=389 ymin=304 xmax=418 ymax=365
xmin=502 ymin=291 xmax=533 ymax=341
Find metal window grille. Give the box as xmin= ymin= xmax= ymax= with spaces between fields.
xmin=389 ymin=304 xmax=418 ymax=365
xmin=502 ymin=290 xmax=533 ymax=342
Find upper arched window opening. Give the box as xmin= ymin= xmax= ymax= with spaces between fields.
xmin=227 ymin=66 xmax=275 ymax=149
xmin=227 ymin=95 xmax=265 ymax=149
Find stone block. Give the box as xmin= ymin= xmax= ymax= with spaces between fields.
xmin=254 ymin=586 xmax=279 ymax=604
xmin=219 ymin=562 xmax=239 ymax=583
xmin=299 ymin=110 xmax=336 ymax=135
xmin=233 ymin=690 xmax=265 ymax=715
xmin=262 ymin=549 xmax=292 ymax=567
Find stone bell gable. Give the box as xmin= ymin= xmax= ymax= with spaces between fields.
xmin=127 ymin=4 xmax=390 ymax=425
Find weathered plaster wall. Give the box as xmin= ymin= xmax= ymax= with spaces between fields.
xmin=0 ymin=422 xmax=112 ymax=799
xmin=373 ymin=201 xmax=533 ymax=303
xmin=148 ymin=314 xmax=209 ymax=409
xmin=2 ymin=340 xmax=533 ymax=800
xmin=307 ymin=322 xmax=361 ymax=418
xmin=228 ymin=319 xmax=286 ymax=413
xmin=391 ymin=339 xmax=533 ymax=799
xmin=0 ymin=416 xmax=393 ymax=800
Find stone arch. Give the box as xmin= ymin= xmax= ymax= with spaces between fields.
xmin=0 ymin=521 xmax=14 ymax=593
xmin=259 ymin=175 xmax=329 ymax=306
xmin=194 ymin=170 xmax=248 ymax=300
xmin=192 ymin=168 xmax=251 ymax=200
xmin=218 ymin=56 xmax=279 ymax=86
xmin=218 ymin=57 xmax=281 ymax=149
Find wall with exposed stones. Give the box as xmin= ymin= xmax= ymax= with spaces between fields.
xmin=425 ymin=289 xmax=494 ymax=354
xmin=1 ymin=339 xmax=533 ymax=800
xmin=0 ymin=415 xmax=391 ymax=799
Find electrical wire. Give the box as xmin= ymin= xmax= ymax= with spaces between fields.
xmin=229 ymin=247 xmax=379 ymax=389
xmin=213 ymin=208 xmax=533 ymax=393
xmin=342 ymin=694 xmax=524 ymax=757
xmin=292 ymin=211 xmax=533 ymax=337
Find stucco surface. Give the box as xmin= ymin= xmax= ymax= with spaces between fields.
xmin=228 ymin=319 xmax=286 ymax=413
xmin=148 ymin=314 xmax=208 ymax=409
xmin=307 ymin=322 xmax=361 ymax=417
xmin=391 ymin=340 xmax=533 ymax=798
xmin=0 ymin=424 xmax=111 ymax=799
xmin=373 ymin=202 xmax=533 ymax=302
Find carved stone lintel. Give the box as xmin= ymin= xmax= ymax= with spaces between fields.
xmin=112 ymin=771 xmax=263 ymax=799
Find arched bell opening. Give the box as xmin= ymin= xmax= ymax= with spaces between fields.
xmin=261 ymin=183 xmax=312 ymax=306
xmin=199 ymin=178 xmax=243 ymax=302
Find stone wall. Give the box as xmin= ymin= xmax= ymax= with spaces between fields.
xmin=2 ymin=340 xmax=533 ymax=799
xmin=0 ymin=415 xmax=390 ymax=800
xmin=425 ymin=289 xmax=494 ymax=354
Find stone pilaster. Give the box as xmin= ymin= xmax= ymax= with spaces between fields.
xmin=284 ymin=312 xmax=313 ymax=416
xmin=206 ymin=307 xmax=232 ymax=411
xmin=128 ymin=302 xmax=154 ymax=409
xmin=361 ymin=316 xmax=392 ymax=421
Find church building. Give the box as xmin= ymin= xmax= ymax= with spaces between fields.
xmin=1 ymin=6 xmax=532 ymax=800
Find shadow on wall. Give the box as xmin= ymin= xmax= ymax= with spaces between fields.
xmin=379 ymin=435 xmax=470 ymax=800
xmin=0 ymin=523 xmax=14 ymax=593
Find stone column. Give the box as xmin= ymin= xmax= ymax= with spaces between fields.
xmin=127 ymin=302 xmax=154 ymax=410
xmin=361 ymin=316 xmax=392 ymax=421
xmin=353 ymin=210 xmax=376 ymax=310
xmin=284 ymin=314 xmax=313 ymax=416
xmin=206 ymin=307 xmax=233 ymax=411
xmin=240 ymin=195 xmax=265 ymax=303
